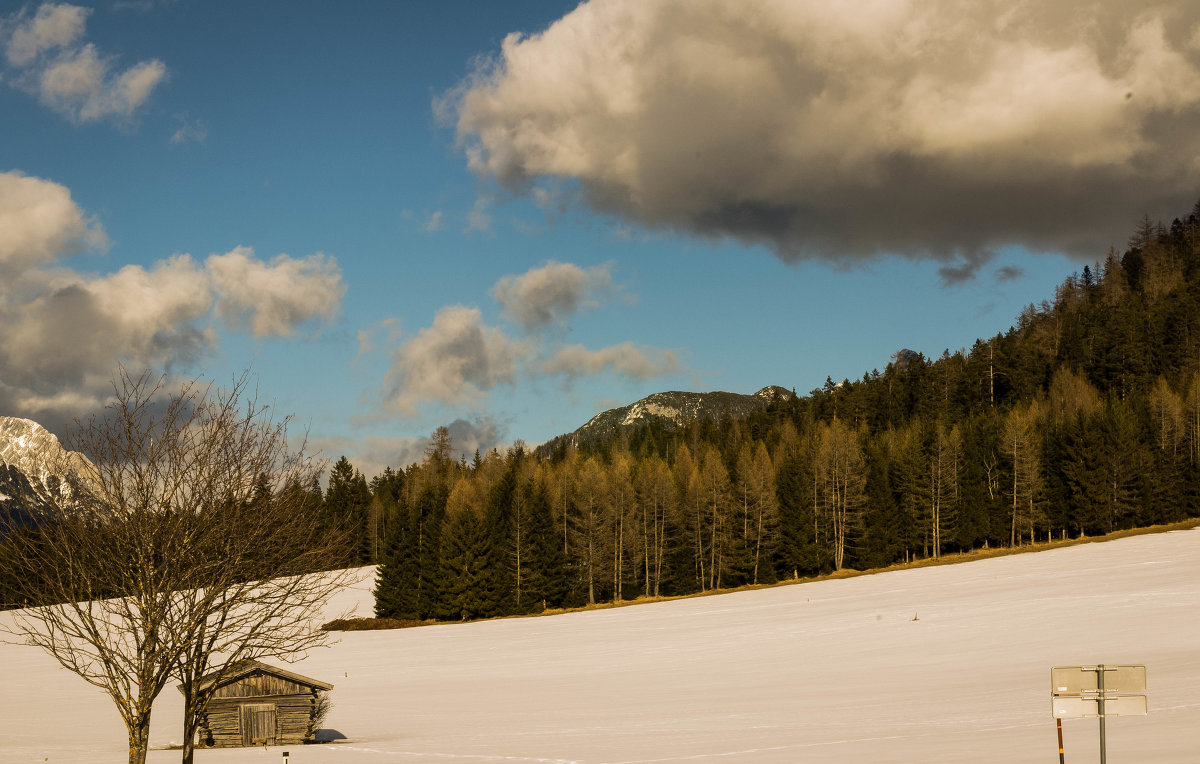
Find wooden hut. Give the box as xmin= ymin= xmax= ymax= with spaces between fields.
xmin=185 ymin=660 xmax=333 ymax=748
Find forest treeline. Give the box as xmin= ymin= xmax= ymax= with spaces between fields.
xmin=293 ymin=200 xmax=1200 ymax=622
xmin=8 ymin=204 xmax=1200 ymax=620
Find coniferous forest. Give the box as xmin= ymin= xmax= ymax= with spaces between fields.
xmin=10 ymin=206 xmax=1199 ymax=620
xmin=284 ymin=201 xmax=1200 ymax=622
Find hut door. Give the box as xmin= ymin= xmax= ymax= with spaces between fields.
xmin=240 ymin=703 xmax=277 ymax=746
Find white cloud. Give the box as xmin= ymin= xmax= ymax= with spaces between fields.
xmin=37 ymin=42 xmax=102 ymax=99
xmin=384 ymin=306 xmax=530 ymax=416
xmin=379 ymin=262 xmax=680 ymax=417
xmin=3 ymin=2 xmax=167 ymax=124
xmin=540 ymin=342 xmax=680 ymax=381
xmin=0 ymin=170 xmax=107 ymax=271
xmin=450 ymin=0 xmax=1200 ymax=277
xmin=4 ymin=3 xmax=87 ymax=66
xmin=206 ymin=246 xmax=344 ymax=337
xmin=0 ymin=171 xmax=346 ymax=429
xmin=491 ymin=260 xmax=612 ymax=331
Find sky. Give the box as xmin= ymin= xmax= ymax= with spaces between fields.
xmin=3 ymin=0 xmax=1200 ymax=479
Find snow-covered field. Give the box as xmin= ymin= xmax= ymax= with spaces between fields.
xmin=3 ymin=528 xmax=1199 ymax=763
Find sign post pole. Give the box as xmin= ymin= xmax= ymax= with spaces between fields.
xmin=1097 ymin=665 xmax=1107 ymax=764
xmin=1056 ymin=717 xmax=1065 ymax=764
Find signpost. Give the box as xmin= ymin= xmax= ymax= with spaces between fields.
xmin=1051 ymin=665 xmax=1148 ymax=763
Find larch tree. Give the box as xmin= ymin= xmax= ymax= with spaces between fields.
xmin=634 ymin=454 xmax=675 ymax=597
xmin=1185 ymin=372 xmax=1200 ymax=466
xmin=1003 ymin=401 xmax=1043 ymax=546
xmin=734 ymin=441 xmax=778 ymax=584
xmin=815 ymin=418 xmax=867 ymax=570
xmin=927 ymin=421 xmax=962 ymax=558
xmin=607 ymin=449 xmax=635 ymax=601
xmin=569 ymin=457 xmax=608 ymax=605
xmin=697 ymin=444 xmax=733 ymax=590
xmin=672 ymin=443 xmax=706 ymax=591
xmin=1148 ymin=377 xmax=1185 ymax=458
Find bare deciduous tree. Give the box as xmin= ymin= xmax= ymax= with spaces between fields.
xmin=0 ymin=369 xmax=353 ymax=764
xmin=815 ymin=418 xmax=866 ymax=571
xmin=1004 ymin=400 xmax=1043 ymax=546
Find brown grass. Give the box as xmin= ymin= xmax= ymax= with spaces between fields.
xmin=322 ymin=517 xmax=1200 ymax=632
xmin=322 ymin=616 xmax=436 ymax=632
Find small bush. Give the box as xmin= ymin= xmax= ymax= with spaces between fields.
xmin=313 ymin=691 xmax=332 ymax=728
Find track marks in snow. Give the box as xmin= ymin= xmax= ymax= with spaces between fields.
xmin=332 ymin=746 xmax=579 ymax=763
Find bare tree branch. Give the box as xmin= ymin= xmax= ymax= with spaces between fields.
xmin=0 ymin=367 xmax=355 ymax=764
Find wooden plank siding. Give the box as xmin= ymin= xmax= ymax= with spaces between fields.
xmin=213 ymin=674 xmax=309 ymax=698
xmin=200 ymin=694 xmax=319 ymax=747
xmin=188 ymin=662 xmax=331 ymax=748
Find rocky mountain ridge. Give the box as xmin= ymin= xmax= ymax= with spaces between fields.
xmin=564 ymin=385 xmax=795 ymax=446
xmin=0 ymin=416 xmax=92 ymax=527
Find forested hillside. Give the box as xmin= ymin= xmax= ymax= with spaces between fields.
xmin=328 ymin=200 xmax=1200 ymax=621
xmin=10 ymin=205 xmax=1199 ymax=620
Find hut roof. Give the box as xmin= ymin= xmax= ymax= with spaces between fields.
xmin=185 ymin=659 xmax=334 ymax=694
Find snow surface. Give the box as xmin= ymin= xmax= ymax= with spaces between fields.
xmin=2 ymin=528 xmax=1199 ymax=763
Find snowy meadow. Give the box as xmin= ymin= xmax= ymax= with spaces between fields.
xmin=2 ymin=528 xmax=1198 ymax=763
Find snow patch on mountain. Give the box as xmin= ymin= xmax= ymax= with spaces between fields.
xmin=621 ymin=400 xmax=681 ymax=427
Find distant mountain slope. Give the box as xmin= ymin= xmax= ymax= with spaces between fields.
xmin=0 ymin=417 xmax=92 ymax=527
xmin=566 ymin=385 xmax=794 ymax=445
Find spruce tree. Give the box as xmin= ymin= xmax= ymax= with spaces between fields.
xmin=415 ymin=483 xmax=448 ymax=619
xmin=324 ymin=456 xmax=371 ymax=566
xmin=373 ymin=514 xmax=413 ymax=619
xmin=522 ymin=479 xmax=569 ymax=610
xmin=436 ymin=504 xmax=491 ymax=621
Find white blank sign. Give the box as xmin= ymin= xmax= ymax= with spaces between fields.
xmin=1051 ymin=665 xmax=1147 ymax=695
xmin=1052 ymin=694 xmax=1148 ymax=718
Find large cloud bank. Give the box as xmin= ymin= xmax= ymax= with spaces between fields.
xmin=451 ymin=0 xmax=1200 ymax=278
xmin=0 ymin=171 xmax=344 ymax=430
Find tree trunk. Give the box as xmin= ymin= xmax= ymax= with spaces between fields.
xmin=128 ymin=714 xmax=151 ymax=764
xmin=179 ymin=676 xmax=195 ymax=764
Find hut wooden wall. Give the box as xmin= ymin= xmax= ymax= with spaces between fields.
xmin=212 ymin=674 xmax=309 ymax=699
xmin=198 ymin=678 xmax=319 ymax=747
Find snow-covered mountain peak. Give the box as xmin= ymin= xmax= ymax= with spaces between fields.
xmin=0 ymin=416 xmax=94 ymax=520
xmin=0 ymin=416 xmax=81 ymax=485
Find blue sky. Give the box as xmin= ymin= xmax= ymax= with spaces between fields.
xmin=3 ymin=0 xmax=1199 ymax=477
